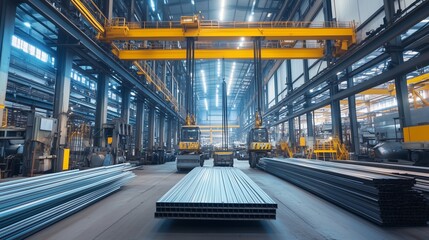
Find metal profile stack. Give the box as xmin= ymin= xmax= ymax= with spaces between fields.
xmin=258 ymin=158 xmax=429 ymax=226
xmin=0 ymin=164 xmax=135 ymax=239
xmin=155 ymin=167 xmax=277 ymax=220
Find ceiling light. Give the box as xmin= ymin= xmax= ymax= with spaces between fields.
xmin=219 ymin=0 xmax=226 ymax=21
xmin=204 ymin=98 xmax=208 ymax=111
xmin=24 ymin=22 xmax=31 ymax=28
xmin=267 ymin=13 xmax=272 ymax=18
xmin=248 ymin=16 xmax=253 ymax=22
xmin=150 ymin=0 xmax=156 ymax=11
xmin=191 ymin=0 xmax=195 ymax=5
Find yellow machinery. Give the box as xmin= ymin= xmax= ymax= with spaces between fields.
xmin=277 ymin=140 xmax=294 ymax=158
xmin=308 ymin=137 xmax=349 ymax=160
xmin=247 ymin=112 xmax=272 ymax=168
xmin=403 ymin=124 xmax=429 ymax=162
xmin=176 ymin=114 xmax=203 ymax=171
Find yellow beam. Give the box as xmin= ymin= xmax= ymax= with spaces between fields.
xmin=113 ymin=48 xmax=324 ymax=60
xmin=101 ymin=27 xmax=355 ymax=42
xmin=359 ymin=88 xmax=392 ymax=95
xmin=71 ymin=0 xmax=105 ymax=33
xmin=407 ymin=72 xmax=429 ymax=85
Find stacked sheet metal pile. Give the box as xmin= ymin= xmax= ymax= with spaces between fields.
xmin=155 ymin=167 xmax=277 ymax=220
xmin=258 ymin=158 xmax=429 ymax=226
xmin=0 ymin=164 xmax=135 ymax=239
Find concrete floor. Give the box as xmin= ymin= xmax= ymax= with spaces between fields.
xmin=29 ymin=159 xmax=429 ymax=240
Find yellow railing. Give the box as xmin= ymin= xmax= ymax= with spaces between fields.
xmin=310 ymin=137 xmax=349 ymax=160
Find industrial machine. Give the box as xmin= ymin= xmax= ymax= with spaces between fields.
xmin=0 ymin=128 xmax=25 ymax=178
xmin=23 ymin=114 xmax=58 ymax=176
xmin=372 ymin=107 xmax=429 ymax=165
xmin=176 ymin=115 xmax=203 ymax=171
xmin=402 ymin=124 xmax=429 ymax=165
xmin=87 ymin=120 xmax=133 ymax=167
xmin=247 ymin=112 xmax=272 ymax=168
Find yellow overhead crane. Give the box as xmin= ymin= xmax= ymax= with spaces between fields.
xmin=71 ymin=0 xmax=356 ymax=61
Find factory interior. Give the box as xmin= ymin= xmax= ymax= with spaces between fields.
xmin=1 ymin=0 xmax=429 ymax=239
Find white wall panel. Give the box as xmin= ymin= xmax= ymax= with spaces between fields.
xmin=291 ymin=59 xmax=304 ymax=81
xmin=277 ymin=61 xmax=287 ymax=100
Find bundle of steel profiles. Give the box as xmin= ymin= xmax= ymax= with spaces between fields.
xmin=0 ymin=164 xmax=135 ymax=239
xmin=155 ymin=167 xmax=277 ymax=220
xmin=330 ymin=160 xmax=429 ymax=199
xmin=257 ymin=157 xmax=429 ymax=226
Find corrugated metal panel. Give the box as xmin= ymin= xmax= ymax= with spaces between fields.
xmin=155 ymin=167 xmax=277 ymax=220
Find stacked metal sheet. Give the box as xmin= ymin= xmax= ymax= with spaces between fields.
xmin=258 ymin=157 xmax=429 ymax=226
xmin=155 ymin=167 xmax=277 ymax=220
xmin=0 ymin=164 xmax=135 ymax=239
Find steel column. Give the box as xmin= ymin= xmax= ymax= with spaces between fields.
xmin=330 ymin=82 xmax=342 ymax=141
xmin=286 ymin=60 xmax=295 ymax=145
xmin=135 ymin=99 xmax=145 ymax=157
xmin=94 ymin=74 xmax=109 ymax=147
xmin=166 ymin=116 xmax=172 ymax=151
xmin=384 ymin=0 xmax=411 ymax=129
xmin=347 ymin=68 xmax=360 ymax=156
xmin=303 ymin=59 xmax=313 ymax=137
xmin=0 ymin=0 xmax=16 ymax=127
xmin=147 ymin=106 xmax=155 ymax=151
xmin=121 ymin=87 xmax=131 ymax=124
xmin=53 ymin=31 xmax=73 ymax=172
xmin=159 ymin=113 xmax=165 ymax=148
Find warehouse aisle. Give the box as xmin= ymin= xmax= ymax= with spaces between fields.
xmin=29 ymin=160 xmax=429 ymax=240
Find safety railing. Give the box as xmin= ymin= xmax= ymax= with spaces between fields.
xmin=106 ymin=18 xmax=356 ymax=30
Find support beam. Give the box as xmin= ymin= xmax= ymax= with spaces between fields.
xmin=330 ymin=83 xmax=342 ymax=141
xmin=384 ymin=0 xmax=411 ymax=129
xmin=347 ymin=69 xmax=360 ymax=156
xmin=147 ymin=106 xmax=155 ymax=151
xmin=113 ymin=48 xmax=325 ymax=60
xmin=53 ymin=32 xmax=73 ymax=172
xmin=0 ymin=0 xmax=16 ymax=127
xmin=121 ymin=87 xmax=131 ymax=124
xmin=94 ymin=73 xmax=109 ymax=147
xmin=303 ymin=59 xmax=313 ymax=137
xmin=135 ymin=99 xmax=145 ymax=157
xmin=166 ymin=116 xmax=172 ymax=151
xmin=159 ymin=113 xmax=165 ymax=148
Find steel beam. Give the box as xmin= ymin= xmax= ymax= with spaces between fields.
xmin=0 ymin=0 xmax=16 ymax=126
xmin=94 ymin=74 xmax=109 ymax=147
xmin=147 ymin=106 xmax=155 ymax=151
xmin=25 ymin=0 xmax=179 ymax=119
xmin=113 ymin=48 xmax=324 ymax=60
xmin=166 ymin=116 xmax=172 ymax=151
xmin=347 ymin=68 xmax=360 ymax=156
xmin=264 ymin=0 xmax=429 ymax=118
xmin=135 ymin=99 xmax=145 ymax=157
xmin=121 ymin=87 xmax=131 ymax=124
xmin=53 ymin=32 xmax=73 ymax=172
xmin=385 ymin=0 xmax=411 ymax=129
xmin=159 ymin=113 xmax=165 ymax=148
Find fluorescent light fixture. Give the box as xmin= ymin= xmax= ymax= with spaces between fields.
xmin=24 ymin=22 xmax=31 ymax=28
xmin=157 ymin=13 xmax=162 ymax=21
xmin=216 ymin=88 xmax=219 ymax=107
xmin=219 ymin=0 xmax=226 ymax=21
xmin=204 ymin=98 xmax=208 ymax=111
xmin=227 ymin=62 xmax=236 ymax=96
xmin=191 ymin=0 xmax=195 ymax=5
xmin=131 ymin=92 xmax=136 ymax=96
xmin=150 ymin=0 xmax=156 ymax=11
xmin=248 ymin=15 xmax=253 ymax=22
xmin=267 ymin=13 xmax=272 ymax=18
xmin=201 ymin=69 xmax=207 ymax=93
